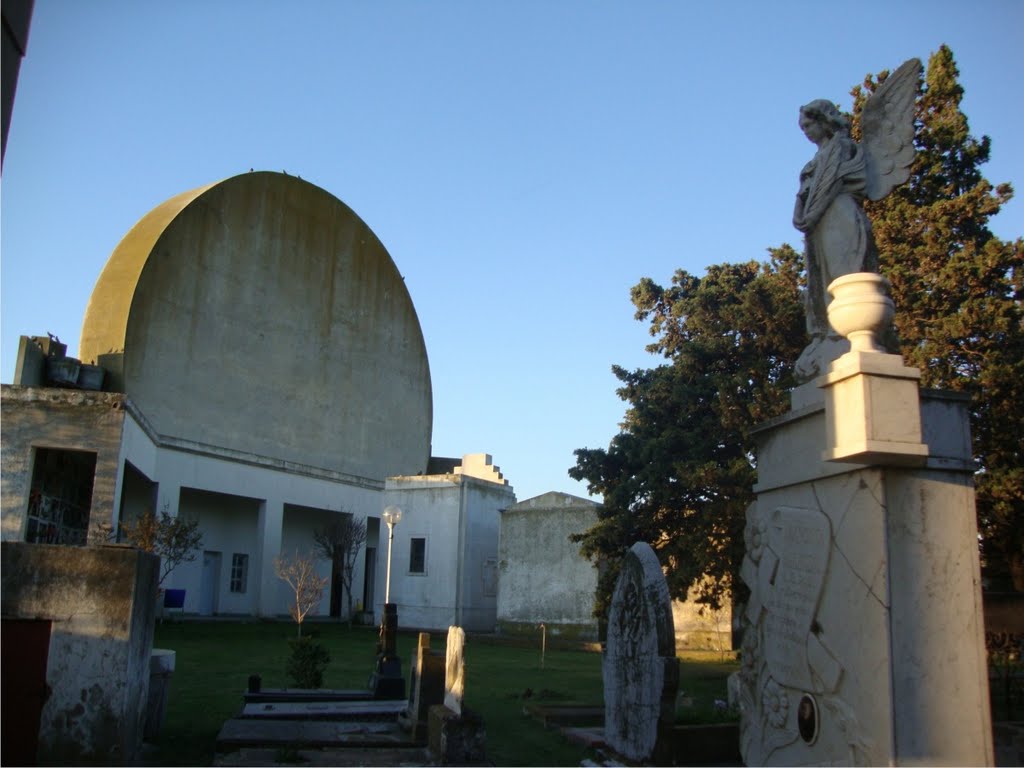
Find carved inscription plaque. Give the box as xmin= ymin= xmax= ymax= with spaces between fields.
xmin=763 ymin=506 xmax=831 ymax=690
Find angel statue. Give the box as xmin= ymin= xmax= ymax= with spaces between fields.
xmin=792 ymin=58 xmax=921 ymax=380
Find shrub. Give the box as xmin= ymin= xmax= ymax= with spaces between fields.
xmin=286 ymin=636 xmax=330 ymax=689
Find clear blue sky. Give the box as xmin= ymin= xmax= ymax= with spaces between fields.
xmin=2 ymin=1 xmax=1021 ymax=503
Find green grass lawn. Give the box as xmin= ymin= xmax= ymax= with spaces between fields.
xmin=151 ymin=620 xmax=737 ymax=766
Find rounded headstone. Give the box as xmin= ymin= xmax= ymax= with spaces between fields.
xmin=603 ymin=541 xmax=678 ymax=762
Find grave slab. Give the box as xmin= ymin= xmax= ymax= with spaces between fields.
xmin=240 ymin=699 xmax=407 ymax=719
xmin=216 ymin=717 xmax=410 ymax=749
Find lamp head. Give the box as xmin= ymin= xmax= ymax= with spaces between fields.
xmin=382 ymin=505 xmax=403 ymax=527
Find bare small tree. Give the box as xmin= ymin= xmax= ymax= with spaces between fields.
xmin=122 ymin=504 xmax=203 ymax=587
xmin=274 ymin=550 xmax=329 ymax=637
xmin=313 ymin=513 xmax=367 ymax=625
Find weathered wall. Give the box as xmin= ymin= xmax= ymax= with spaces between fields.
xmin=1 ymin=386 xmax=126 ymax=544
xmin=79 ymin=171 xmax=432 ymax=483
xmin=458 ymin=476 xmax=514 ymax=631
xmin=1 ymin=542 xmax=158 ymax=765
xmin=497 ymin=492 xmax=600 ymax=639
xmin=671 ymin=582 xmax=733 ymax=652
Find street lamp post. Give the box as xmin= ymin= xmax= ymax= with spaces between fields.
xmin=371 ymin=505 xmax=404 ymax=699
xmin=382 ymin=505 xmax=402 ymax=604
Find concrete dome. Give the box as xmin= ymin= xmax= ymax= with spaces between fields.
xmin=80 ymin=171 xmax=432 ymax=481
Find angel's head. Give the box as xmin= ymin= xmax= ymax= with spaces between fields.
xmin=799 ymin=100 xmax=849 ymax=145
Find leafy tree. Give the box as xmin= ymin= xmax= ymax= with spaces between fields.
xmin=854 ymin=46 xmax=1023 ymax=589
xmin=122 ymin=504 xmax=203 ymax=587
xmin=570 ymin=250 xmax=805 ymax=615
xmin=572 ymin=45 xmax=1023 ymax=617
xmin=274 ymin=550 xmax=329 ymax=637
xmin=313 ymin=513 xmax=368 ymax=624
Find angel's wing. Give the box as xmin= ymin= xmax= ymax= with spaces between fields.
xmin=861 ymin=58 xmax=922 ymax=201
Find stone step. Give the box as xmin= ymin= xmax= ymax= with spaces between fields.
xmin=216 ymin=717 xmax=413 ymax=749
xmin=241 ymin=699 xmax=407 ymax=720
xmin=244 ymin=688 xmax=375 ymax=703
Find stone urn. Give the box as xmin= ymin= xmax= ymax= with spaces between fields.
xmin=826 ymin=272 xmax=894 ymax=353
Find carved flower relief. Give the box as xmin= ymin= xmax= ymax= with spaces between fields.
xmin=763 ymin=679 xmax=790 ymax=729
xmin=745 ymin=515 xmax=768 ymax=563
xmin=740 ymin=626 xmax=759 ymax=682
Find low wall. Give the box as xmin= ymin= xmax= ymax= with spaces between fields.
xmin=498 ymin=619 xmax=598 ymax=643
xmin=1 ymin=542 xmax=158 ymax=765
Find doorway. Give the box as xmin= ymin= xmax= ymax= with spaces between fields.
xmin=1 ymin=619 xmax=51 ymax=765
xmin=362 ymin=547 xmax=377 ymax=619
xmin=200 ymin=550 xmax=222 ymax=615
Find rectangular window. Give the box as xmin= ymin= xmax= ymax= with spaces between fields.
xmin=230 ymin=553 xmax=248 ymax=593
xmin=409 ymin=537 xmax=426 ymax=574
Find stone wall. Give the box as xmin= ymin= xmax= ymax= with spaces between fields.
xmin=497 ymin=492 xmax=599 ymax=640
xmin=671 ymin=582 xmax=733 ymax=653
xmin=1 ymin=386 xmax=127 ymax=544
xmin=1 ymin=542 xmax=158 ymax=765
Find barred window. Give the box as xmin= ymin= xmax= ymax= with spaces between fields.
xmin=230 ymin=553 xmax=248 ymax=593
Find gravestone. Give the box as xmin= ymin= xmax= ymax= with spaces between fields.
xmin=427 ymin=626 xmax=486 ymax=765
xmin=603 ymin=541 xmax=679 ymax=763
xmin=444 ymin=625 xmax=465 ymax=715
xmin=402 ymin=632 xmax=445 ymax=743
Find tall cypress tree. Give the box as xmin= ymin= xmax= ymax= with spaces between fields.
xmin=856 ymin=46 xmax=1023 ymax=589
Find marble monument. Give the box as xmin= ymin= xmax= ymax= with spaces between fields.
xmin=739 ymin=58 xmax=993 ymax=766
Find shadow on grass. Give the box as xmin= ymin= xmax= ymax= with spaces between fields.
xmin=150 ymin=621 xmax=737 ymax=767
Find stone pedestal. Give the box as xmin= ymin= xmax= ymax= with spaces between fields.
xmin=370 ymin=603 xmax=404 ymax=699
xmin=739 ymin=389 xmax=993 ymax=765
xmin=427 ymin=704 xmax=486 ymax=765
xmin=402 ymin=632 xmax=445 ymax=743
xmin=819 ymin=351 xmax=928 ymax=465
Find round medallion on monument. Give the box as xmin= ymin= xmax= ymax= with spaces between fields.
xmin=797 ymin=694 xmax=819 ymax=745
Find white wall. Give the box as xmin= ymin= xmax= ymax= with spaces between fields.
xmin=377 ymin=477 xmax=462 ymax=630
xmin=377 ymin=472 xmax=515 ymax=632
xmin=458 ymin=478 xmax=510 ymax=631
xmin=119 ymin=415 xmax=381 ymax=617
xmin=173 ymin=487 xmax=260 ymax=615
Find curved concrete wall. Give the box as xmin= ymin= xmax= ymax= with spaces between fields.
xmin=80 ymin=171 xmax=432 ymax=481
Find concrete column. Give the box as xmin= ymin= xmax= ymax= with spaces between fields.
xmin=255 ymin=499 xmax=284 ymax=617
